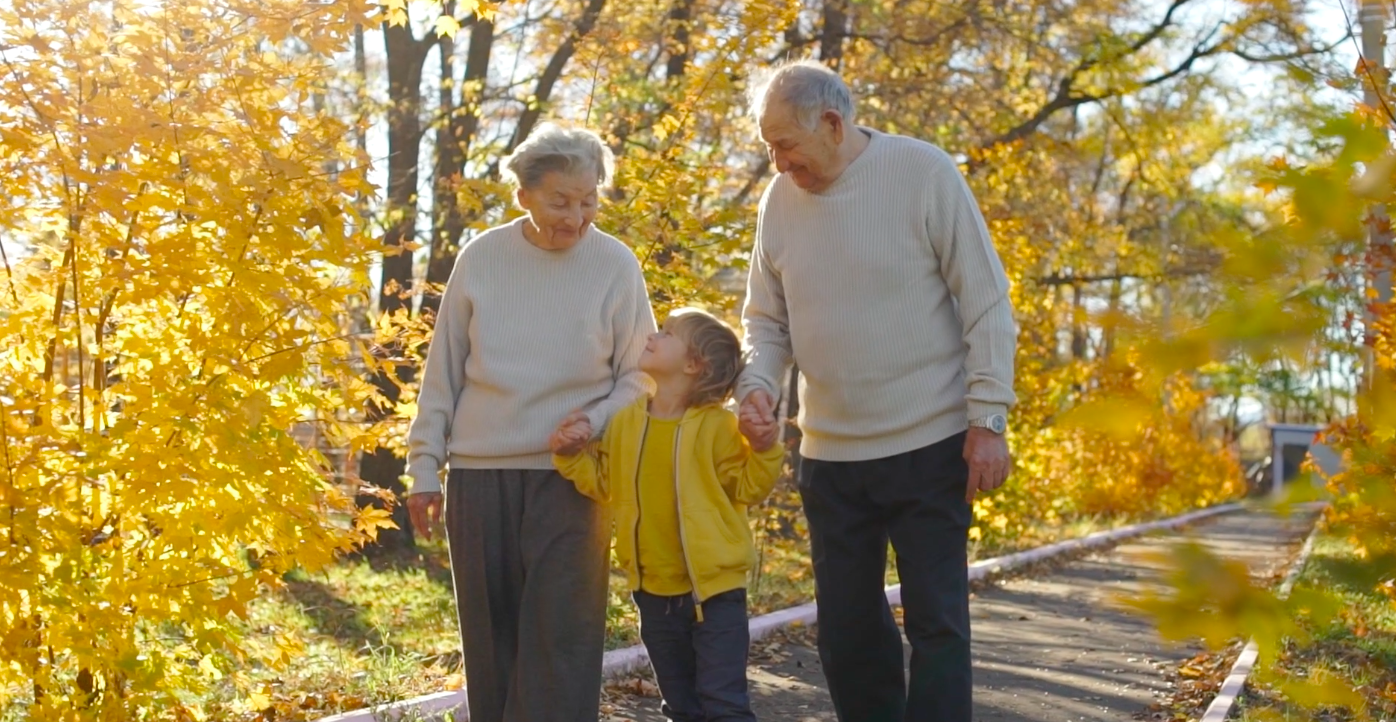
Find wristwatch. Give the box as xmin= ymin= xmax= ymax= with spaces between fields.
xmin=969 ymin=414 xmax=1007 ymax=435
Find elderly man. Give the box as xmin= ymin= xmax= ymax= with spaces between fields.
xmin=737 ymin=59 xmax=1017 ymax=722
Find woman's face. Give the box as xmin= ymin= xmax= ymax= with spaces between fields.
xmin=516 ymin=170 xmax=600 ymax=251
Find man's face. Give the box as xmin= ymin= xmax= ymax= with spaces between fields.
xmin=758 ymin=99 xmax=841 ymax=193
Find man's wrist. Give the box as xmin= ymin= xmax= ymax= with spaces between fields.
xmin=968 ymin=413 xmax=1008 ymax=435
xmin=737 ymin=376 xmax=778 ymax=403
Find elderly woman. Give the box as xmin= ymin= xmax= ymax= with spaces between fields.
xmin=405 ymin=123 xmax=656 ymax=722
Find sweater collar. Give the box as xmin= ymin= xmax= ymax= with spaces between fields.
xmin=816 ymin=126 xmax=880 ymax=195
xmin=509 ymin=216 xmax=596 ymax=259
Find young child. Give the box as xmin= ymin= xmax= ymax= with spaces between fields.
xmin=551 ymin=308 xmax=785 ymax=722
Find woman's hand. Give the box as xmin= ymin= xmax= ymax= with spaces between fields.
xmin=550 ymin=411 xmax=593 ymax=456
xmin=408 ymin=492 xmax=444 ymax=541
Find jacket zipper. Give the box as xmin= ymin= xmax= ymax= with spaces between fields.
xmin=633 ymin=418 xmax=650 ymax=592
xmin=671 ymin=418 xmax=705 ymax=623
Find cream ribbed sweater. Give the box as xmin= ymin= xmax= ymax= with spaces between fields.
xmin=406 ymin=218 xmax=656 ymax=494
xmin=737 ymin=129 xmax=1017 ymax=462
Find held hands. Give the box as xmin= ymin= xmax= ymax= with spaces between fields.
xmin=963 ymin=426 xmax=1012 ymax=503
xmin=411 ymin=412 xmax=596 ymax=542
xmin=738 ymin=390 xmax=780 ymax=453
xmin=550 ymin=410 xmax=593 ymax=456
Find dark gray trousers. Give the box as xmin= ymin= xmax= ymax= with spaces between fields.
xmin=445 ymin=468 xmax=611 ymax=722
xmin=798 ymin=432 xmax=974 ymax=722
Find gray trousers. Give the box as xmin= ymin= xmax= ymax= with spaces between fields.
xmin=445 ymin=468 xmax=611 ymax=722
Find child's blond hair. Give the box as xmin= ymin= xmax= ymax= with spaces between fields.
xmin=666 ymin=308 xmax=743 ymax=408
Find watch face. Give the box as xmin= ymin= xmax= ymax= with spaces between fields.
xmin=990 ymin=415 xmax=1007 ymax=434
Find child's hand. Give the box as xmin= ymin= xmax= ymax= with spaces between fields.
xmin=743 ymin=429 xmax=777 ymax=453
xmin=739 ymin=392 xmax=779 ymax=452
xmin=550 ymin=411 xmax=593 ymax=456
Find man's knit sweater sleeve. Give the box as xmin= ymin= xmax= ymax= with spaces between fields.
xmin=737 ymin=197 xmax=793 ymax=404
xmin=405 ymin=250 xmax=472 ymax=495
xmin=584 ymin=255 xmax=657 ymax=433
xmin=925 ymin=150 xmax=1017 ymax=420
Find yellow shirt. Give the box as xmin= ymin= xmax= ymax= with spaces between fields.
xmin=636 ymin=417 xmax=692 ymax=596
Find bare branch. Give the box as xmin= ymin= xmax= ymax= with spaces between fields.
xmin=733 ymin=157 xmax=772 ymax=206
xmin=845 ymin=18 xmax=971 ymax=51
xmin=505 ymin=0 xmax=608 ymax=155
xmin=1034 ymin=266 xmax=1214 ymax=286
xmin=1231 ymin=34 xmax=1351 ymax=63
xmin=983 ymin=17 xmax=1227 ymax=153
xmin=966 ymin=0 xmax=1349 ymax=160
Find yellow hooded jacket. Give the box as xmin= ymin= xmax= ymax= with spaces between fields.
xmin=553 ymin=396 xmax=785 ymax=611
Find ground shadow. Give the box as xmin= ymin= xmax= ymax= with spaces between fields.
xmin=283 ymin=576 xmax=399 ymax=654
xmin=353 ymin=540 xmax=457 ymax=590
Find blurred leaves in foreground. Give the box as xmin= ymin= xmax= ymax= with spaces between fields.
xmin=1126 ymin=61 xmax=1396 ymax=721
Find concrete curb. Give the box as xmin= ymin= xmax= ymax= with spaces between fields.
xmin=1199 ymin=507 xmax=1324 ymax=722
xmin=316 ymin=502 xmax=1245 ymax=722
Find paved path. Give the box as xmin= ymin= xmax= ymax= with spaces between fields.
xmin=600 ymin=506 xmax=1316 ymax=722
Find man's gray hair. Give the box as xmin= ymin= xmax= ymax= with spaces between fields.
xmin=501 ymin=122 xmax=616 ymax=190
xmin=746 ymin=59 xmax=856 ymax=130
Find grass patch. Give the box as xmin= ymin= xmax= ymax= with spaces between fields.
xmin=1235 ymin=532 xmax=1396 ymax=722
xmin=216 ymin=542 xmax=466 ymax=718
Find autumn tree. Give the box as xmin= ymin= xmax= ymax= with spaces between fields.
xmin=0 ymin=1 xmax=394 ymax=718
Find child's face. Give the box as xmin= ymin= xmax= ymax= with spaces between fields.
xmin=639 ymin=323 xmax=696 ymax=377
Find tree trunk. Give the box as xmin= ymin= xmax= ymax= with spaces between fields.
xmin=425 ymin=30 xmax=463 ymax=318
xmin=666 ymin=0 xmax=692 ymax=81
xmin=380 ymin=18 xmax=426 ymax=318
xmin=359 ymin=15 xmax=430 ymax=551
xmin=424 ymin=15 xmax=495 ymax=310
xmin=1071 ymin=283 xmax=1087 ymax=359
xmin=1228 ymin=397 xmax=1240 ymax=446
xmin=819 ymin=0 xmax=849 ymax=69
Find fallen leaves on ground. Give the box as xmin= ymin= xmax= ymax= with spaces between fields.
xmin=1238 ymin=636 xmax=1396 ymax=722
xmin=1133 ymin=533 xmax=1311 ymax=722
xmin=1134 ymin=643 xmax=1245 ymax=721
xmin=750 ymin=639 xmax=791 ymax=664
xmin=604 ymin=673 xmax=662 ymax=699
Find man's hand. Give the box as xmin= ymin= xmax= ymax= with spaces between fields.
xmin=963 ymin=427 xmax=1012 ymax=503
xmin=739 ymin=390 xmax=779 ymax=452
xmin=408 ymin=491 xmax=444 ymax=541
xmin=550 ymin=410 xmax=593 ymax=456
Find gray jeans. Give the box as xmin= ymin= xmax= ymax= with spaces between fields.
xmin=445 ymin=468 xmax=611 ymax=722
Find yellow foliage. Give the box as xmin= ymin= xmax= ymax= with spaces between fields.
xmin=0 ymin=0 xmax=396 ymax=718
xmin=1011 ymin=365 xmax=1243 ymax=527
xmin=1127 ymin=92 xmax=1396 ymax=720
